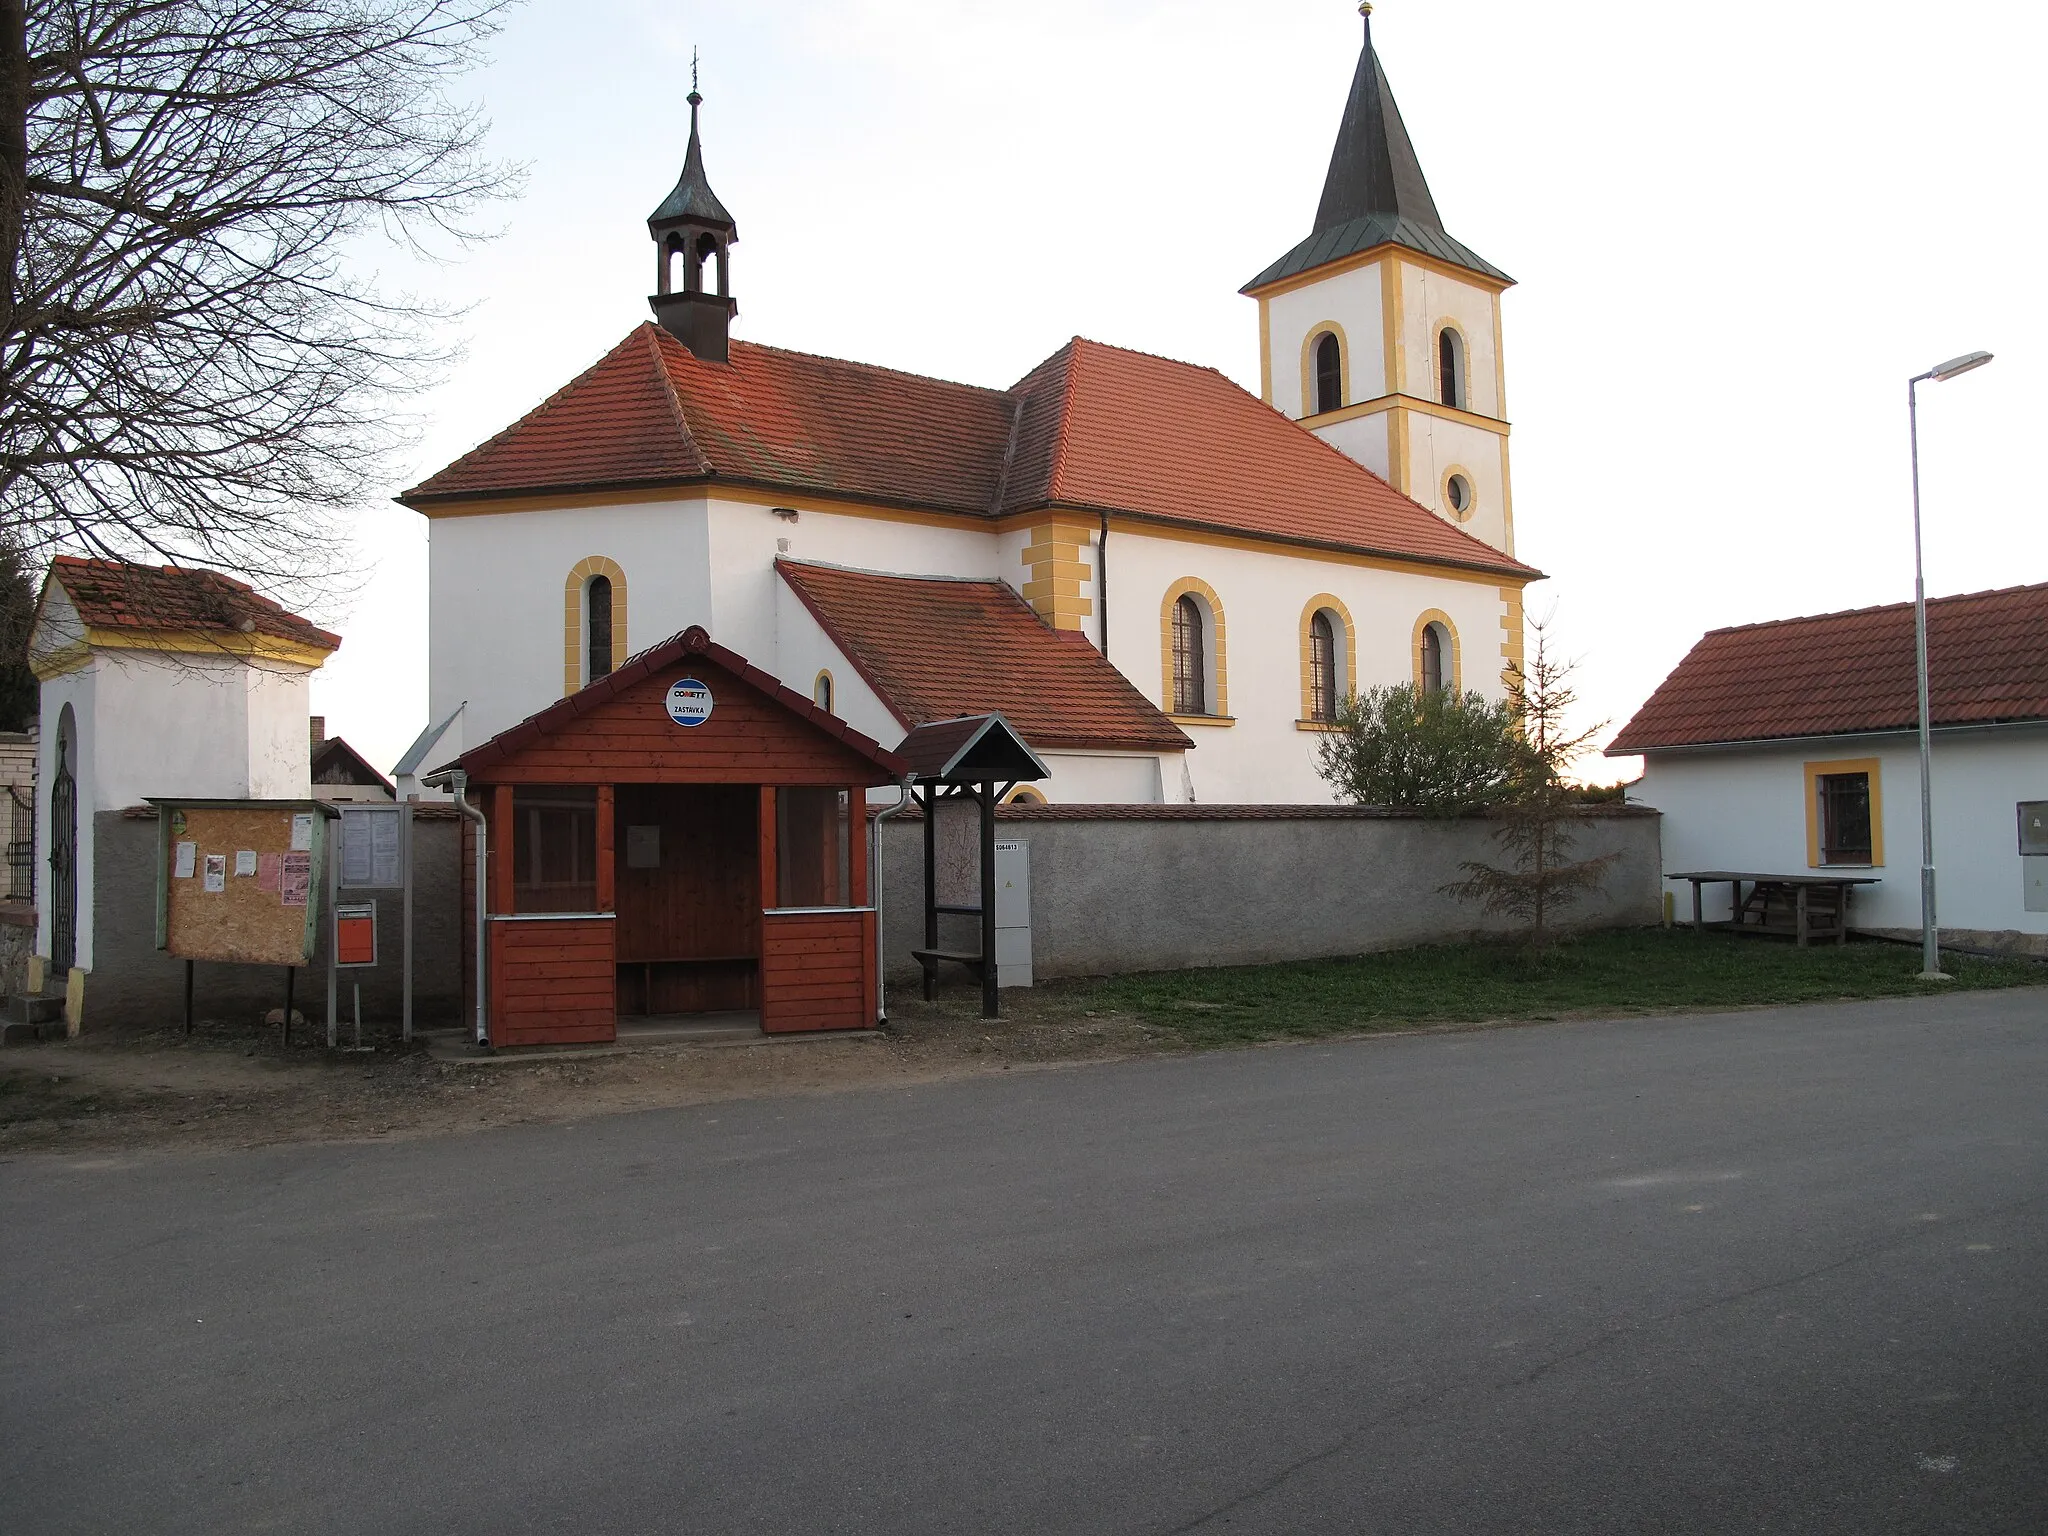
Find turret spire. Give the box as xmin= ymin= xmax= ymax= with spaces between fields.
xmin=648 ymin=66 xmax=739 ymax=362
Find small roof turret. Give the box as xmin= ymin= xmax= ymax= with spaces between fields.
xmin=648 ymin=89 xmax=736 ymax=235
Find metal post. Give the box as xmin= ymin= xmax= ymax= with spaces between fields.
xmin=1908 ymin=375 xmax=1948 ymax=980
xmin=184 ymin=959 xmax=194 ymax=1035
xmin=402 ymin=800 xmax=415 ymax=1043
xmin=980 ymin=780 xmax=998 ymax=1020
xmin=282 ymin=967 xmax=294 ymax=1047
xmin=922 ymin=785 xmax=938 ymax=1003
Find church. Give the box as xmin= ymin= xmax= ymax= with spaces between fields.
xmin=402 ymin=12 xmax=1540 ymax=805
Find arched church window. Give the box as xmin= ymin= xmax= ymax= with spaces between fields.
xmin=813 ymin=671 xmax=834 ymax=713
xmin=1421 ymin=622 xmax=1447 ymax=694
xmin=1314 ymin=332 xmax=1343 ymax=415
xmin=1308 ymin=611 xmax=1337 ymax=722
xmin=1172 ymin=596 xmax=1207 ymax=715
xmin=586 ymin=575 xmax=614 ymax=682
xmin=1438 ymin=328 xmax=1466 ymax=411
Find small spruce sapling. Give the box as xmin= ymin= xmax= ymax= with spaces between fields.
xmin=1442 ymin=618 xmax=1618 ymax=949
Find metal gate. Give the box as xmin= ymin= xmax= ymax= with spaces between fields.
xmin=49 ymin=755 xmax=76 ymax=974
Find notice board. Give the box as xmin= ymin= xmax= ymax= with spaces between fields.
xmin=153 ymin=800 xmax=336 ymax=966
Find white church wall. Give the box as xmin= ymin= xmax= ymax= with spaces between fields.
xmin=1398 ymin=261 xmax=1504 ymax=420
xmin=1035 ymin=751 xmax=1167 ymax=805
xmin=704 ymin=496 xmax=1001 ymax=667
xmin=1404 ymin=413 xmax=1512 ymax=554
xmin=1106 ymin=527 xmax=1515 ymax=804
xmin=1262 ymin=260 xmax=1388 ymax=418
xmin=1311 ymin=412 xmax=1394 ymax=484
xmin=1631 ymin=727 xmax=2048 ymax=942
xmin=427 ymin=496 xmax=714 ymax=752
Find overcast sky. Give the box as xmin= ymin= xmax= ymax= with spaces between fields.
xmin=310 ymin=0 xmax=2046 ymax=782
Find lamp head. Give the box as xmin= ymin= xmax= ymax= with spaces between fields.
xmin=1928 ymin=350 xmax=1993 ymax=382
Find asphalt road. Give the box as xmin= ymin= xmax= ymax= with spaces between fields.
xmin=4 ymin=989 xmax=2045 ymax=1534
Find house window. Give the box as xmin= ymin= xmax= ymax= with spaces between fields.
xmin=512 ymin=786 xmax=598 ymax=914
xmin=1172 ymin=595 xmax=1207 ymax=714
xmin=813 ymin=670 xmax=834 ymax=713
xmin=1421 ymin=623 xmax=1448 ymax=693
xmin=1438 ymin=327 xmax=1466 ymax=411
xmin=586 ymin=576 xmax=614 ymax=682
xmin=1314 ymin=332 xmax=1343 ymax=415
xmin=776 ymin=787 xmax=851 ymax=908
xmin=1817 ymin=772 xmax=1874 ymax=865
xmin=1308 ymin=611 xmax=1337 ymax=721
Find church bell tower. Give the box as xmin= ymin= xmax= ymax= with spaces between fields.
xmin=1244 ymin=4 xmax=1518 ymax=555
xmin=649 ymin=85 xmax=738 ymax=363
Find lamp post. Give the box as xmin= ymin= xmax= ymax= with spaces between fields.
xmin=1906 ymin=349 xmax=1993 ymax=981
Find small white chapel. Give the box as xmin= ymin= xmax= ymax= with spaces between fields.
xmin=403 ymin=11 xmax=1539 ymax=805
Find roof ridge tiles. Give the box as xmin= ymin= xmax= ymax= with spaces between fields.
xmin=1702 ymin=579 xmax=2048 ymax=636
xmin=725 ymin=335 xmax=1015 ymax=398
xmin=1046 ymin=337 xmax=1083 ymax=499
xmin=774 ymin=555 xmax=1003 ymax=587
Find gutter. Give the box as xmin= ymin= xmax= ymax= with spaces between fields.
xmin=1098 ymin=509 xmax=1110 ymax=660
xmin=450 ymin=769 xmax=489 ymax=1046
xmin=871 ymin=777 xmax=915 ymax=1025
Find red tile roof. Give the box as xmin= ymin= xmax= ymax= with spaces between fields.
xmin=402 ymin=324 xmax=1535 ymax=580
xmin=450 ymin=624 xmax=906 ymax=779
xmin=777 ymin=560 xmax=1192 ymax=755
xmin=1608 ymin=582 xmax=2048 ymax=753
xmin=45 ymin=557 xmax=341 ymax=652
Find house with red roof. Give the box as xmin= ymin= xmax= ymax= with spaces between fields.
xmin=1609 ymin=583 xmax=2048 ymax=955
xmin=401 ymin=15 xmax=1539 ymax=805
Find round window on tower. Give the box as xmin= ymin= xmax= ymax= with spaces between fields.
xmin=1444 ymin=471 xmax=1475 ymax=521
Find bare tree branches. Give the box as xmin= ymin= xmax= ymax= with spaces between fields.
xmin=0 ymin=0 xmax=519 ymax=587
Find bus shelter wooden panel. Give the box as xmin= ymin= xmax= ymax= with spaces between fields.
xmin=489 ymin=916 xmax=616 ymax=1046
xmin=761 ymin=911 xmax=874 ymax=1033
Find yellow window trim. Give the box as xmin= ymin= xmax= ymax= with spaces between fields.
xmin=1432 ymin=318 xmax=1471 ymax=412
xmin=1412 ymin=610 xmax=1462 ymax=694
xmin=1159 ymin=577 xmax=1228 ymax=719
xmin=1299 ymin=322 xmax=1353 ymax=418
xmin=1804 ymin=758 xmax=1885 ymax=869
xmin=1169 ymin=713 xmax=1237 ymax=728
xmin=1440 ymin=463 xmax=1477 ymax=524
xmin=1298 ymin=594 xmax=1358 ymax=724
xmin=1002 ymin=784 xmax=1047 ymax=806
xmin=563 ymin=556 xmax=628 ymax=696
xmin=812 ymin=668 xmax=835 ymax=713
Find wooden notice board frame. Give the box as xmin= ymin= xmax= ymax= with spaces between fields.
xmin=152 ymin=799 xmax=339 ymax=966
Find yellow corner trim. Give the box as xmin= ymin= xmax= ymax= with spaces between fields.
xmin=1804 ymin=758 xmax=1886 ymax=869
xmin=65 ymin=627 xmax=333 ymax=671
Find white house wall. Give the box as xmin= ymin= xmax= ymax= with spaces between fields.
xmin=244 ymin=663 xmax=317 ymax=799
xmin=36 ymin=670 xmax=92 ymax=967
xmin=770 ymin=575 xmax=904 ymax=749
xmin=1310 ymin=413 xmax=1393 ymax=485
xmin=1106 ymin=527 xmax=1514 ymax=804
xmin=1632 ymin=727 xmax=2048 ymax=940
xmin=1035 ymin=751 xmax=1170 ymax=805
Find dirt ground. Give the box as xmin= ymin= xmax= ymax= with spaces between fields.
xmin=0 ymin=986 xmax=1181 ymax=1157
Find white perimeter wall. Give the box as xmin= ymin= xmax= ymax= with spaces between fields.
xmin=1631 ymin=727 xmax=2048 ymax=938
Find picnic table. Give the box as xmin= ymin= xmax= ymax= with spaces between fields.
xmin=1668 ymin=871 xmax=1881 ymax=947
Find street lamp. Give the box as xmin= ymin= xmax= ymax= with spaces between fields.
xmin=1906 ymin=349 xmax=1994 ymax=981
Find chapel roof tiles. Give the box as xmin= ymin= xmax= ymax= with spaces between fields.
xmin=1607 ymin=582 xmax=2048 ymax=754
xmin=402 ymin=325 xmax=1535 ymax=581
xmin=776 ymin=560 xmax=1193 ymax=755
xmin=45 ymin=557 xmax=341 ymax=652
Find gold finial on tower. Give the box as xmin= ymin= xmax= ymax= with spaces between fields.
xmin=1359 ymin=2 xmax=1373 ymax=15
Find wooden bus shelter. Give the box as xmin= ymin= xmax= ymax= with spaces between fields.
xmin=438 ymin=626 xmax=906 ymax=1047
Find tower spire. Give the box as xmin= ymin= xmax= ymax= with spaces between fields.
xmin=1316 ymin=5 xmax=1441 ymax=236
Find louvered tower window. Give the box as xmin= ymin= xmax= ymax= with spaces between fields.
xmin=1314 ymin=333 xmax=1343 ymax=415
